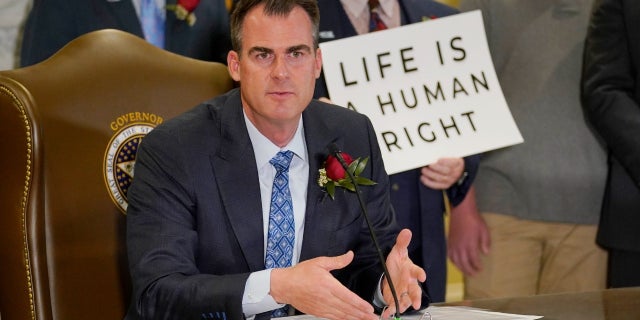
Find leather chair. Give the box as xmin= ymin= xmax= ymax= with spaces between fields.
xmin=0 ymin=29 xmax=233 ymax=320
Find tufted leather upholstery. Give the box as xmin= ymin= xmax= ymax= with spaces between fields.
xmin=0 ymin=29 xmax=233 ymax=320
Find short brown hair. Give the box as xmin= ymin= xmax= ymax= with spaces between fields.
xmin=230 ymin=0 xmax=320 ymax=53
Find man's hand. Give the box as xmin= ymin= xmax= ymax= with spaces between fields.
xmin=420 ymin=157 xmax=465 ymax=190
xmin=448 ymin=187 xmax=491 ymax=276
xmin=381 ymin=229 xmax=427 ymax=318
xmin=270 ymin=251 xmax=378 ymax=320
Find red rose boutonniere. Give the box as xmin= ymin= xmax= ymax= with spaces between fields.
xmin=166 ymin=0 xmax=199 ymax=26
xmin=317 ymin=152 xmax=377 ymax=199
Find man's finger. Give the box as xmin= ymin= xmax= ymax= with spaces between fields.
xmin=395 ymin=229 xmax=412 ymax=249
xmin=329 ymin=286 xmax=375 ymax=317
xmin=317 ymin=251 xmax=354 ymax=271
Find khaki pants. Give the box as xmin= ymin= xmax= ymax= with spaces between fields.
xmin=464 ymin=212 xmax=607 ymax=299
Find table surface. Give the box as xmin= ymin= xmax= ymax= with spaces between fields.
xmin=440 ymin=287 xmax=640 ymax=320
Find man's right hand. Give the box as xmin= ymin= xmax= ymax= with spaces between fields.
xmin=270 ymin=251 xmax=379 ymax=320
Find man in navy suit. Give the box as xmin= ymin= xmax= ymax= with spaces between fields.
xmin=582 ymin=0 xmax=640 ymax=288
xmin=125 ymin=0 xmax=427 ymax=319
xmin=314 ymin=0 xmax=480 ymax=303
xmin=20 ymin=0 xmax=231 ymax=66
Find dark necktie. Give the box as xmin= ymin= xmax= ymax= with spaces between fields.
xmin=369 ymin=0 xmax=388 ymax=32
xmin=265 ymin=150 xmax=295 ymax=317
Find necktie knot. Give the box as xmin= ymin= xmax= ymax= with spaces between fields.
xmin=368 ymin=0 xmax=387 ymax=32
xmin=270 ymin=150 xmax=294 ymax=172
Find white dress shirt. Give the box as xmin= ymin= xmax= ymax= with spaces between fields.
xmin=241 ymin=112 xmax=309 ymax=317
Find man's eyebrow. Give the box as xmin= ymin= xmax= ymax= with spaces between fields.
xmin=287 ymin=45 xmax=312 ymax=53
xmin=248 ymin=46 xmax=274 ymax=55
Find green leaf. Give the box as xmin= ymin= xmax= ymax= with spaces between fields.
xmin=326 ymin=181 xmax=335 ymax=199
xmin=347 ymin=159 xmax=359 ymax=176
xmin=356 ymin=176 xmax=377 ymax=186
xmin=338 ymin=178 xmax=356 ymax=192
xmin=354 ymin=157 xmax=369 ymax=176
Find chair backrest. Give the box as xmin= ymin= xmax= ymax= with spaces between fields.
xmin=0 ymin=29 xmax=233 ymax=320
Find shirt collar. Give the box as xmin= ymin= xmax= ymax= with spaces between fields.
xmin=378 ymin=0 xmax=394 ymax=17
xmin=341 ymin=0 xmax=368 ymax=19
xmin=340 ymin=0 xmax=394 ymax=18
xmin=244 ymin=112 xmax=307 ymax=170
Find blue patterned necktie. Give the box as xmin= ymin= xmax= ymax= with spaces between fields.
xmin=140 ymin=0 xmax=165 ymax=48
xmin=265 ymin=150 xmax=295 ymax=318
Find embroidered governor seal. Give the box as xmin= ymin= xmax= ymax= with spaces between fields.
xmin=103 ymin=112 xmax=163 ymax=213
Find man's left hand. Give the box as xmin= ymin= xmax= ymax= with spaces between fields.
xmin=381 ymin=229 xmax=427 ymax=318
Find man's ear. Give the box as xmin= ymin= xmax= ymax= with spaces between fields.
xmin=314 ymin=48 xmax=323 ymax=79
xmin=227 ymin=51 xmax=241 ymax=81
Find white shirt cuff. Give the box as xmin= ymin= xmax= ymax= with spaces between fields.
xmin=242 ymin=269 xmax=285 ymax=317
xmin=373 ymin=274 xmax=387 ymax=308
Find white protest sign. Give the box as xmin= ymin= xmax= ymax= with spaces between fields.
xmin=320 ymin=10 xmax=523 ymax=175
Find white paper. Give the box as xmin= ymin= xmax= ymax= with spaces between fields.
xmin=287 ymin=306 xmax=542 ymax=320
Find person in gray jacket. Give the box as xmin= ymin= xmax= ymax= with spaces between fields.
xmin=451 ymin=0 xmax=608 ymax=299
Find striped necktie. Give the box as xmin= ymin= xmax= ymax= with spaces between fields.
xmin=369 ymin=0 xmax=387 ymax=32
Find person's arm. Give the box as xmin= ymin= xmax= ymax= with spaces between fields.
xmin=447 ymin=186 xmax=490 ymax=276
xmin=126 ymin=127 xmax=249 ymax=320
xmin=582 ymin=0 xmax=640 ymax=185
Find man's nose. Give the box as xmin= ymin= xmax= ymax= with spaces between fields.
xmin=270 ymin=55 xmax=289 ymax=79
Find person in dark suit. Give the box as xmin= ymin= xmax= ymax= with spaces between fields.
xmin=20 ymin=0 xmax=232 ymax=66
xmin=582 ymin=0 xmax=640 ymax=288
xmin=314 ymin=0 xmax=479 ymax=303
xmin=125 ymin=0 xmax=427 ymax=319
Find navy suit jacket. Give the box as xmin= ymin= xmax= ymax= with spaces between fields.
xmin=125 ymin=89 xmax=399 ymax=319
xmin=314 ymin=0 xmax=479 ymax=303
xmin=20 ymin=0 xmax=231 ymax=66
xmin=582 ymin=0 xmax=640 ymax=252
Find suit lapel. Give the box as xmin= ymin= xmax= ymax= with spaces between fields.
xmin=299 ymin=104 xmax=343 ymax=261
xmin=164 ymin=0 xmax=188 ymax=53
xmin=210 ymin=93 xmax=266 ymax=271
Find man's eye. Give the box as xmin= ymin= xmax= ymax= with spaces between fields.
xmin=290 ymin=51 xmax=303 ymax=58
xmin=257 ymin=52 xmax=271 ymax=59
